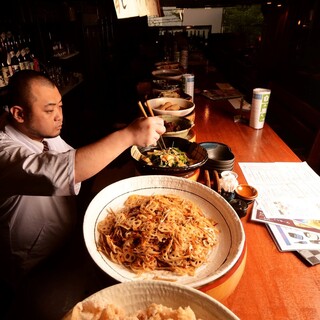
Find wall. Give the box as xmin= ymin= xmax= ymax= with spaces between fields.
xmin=183 ymin=8 xmax=223 ymax=33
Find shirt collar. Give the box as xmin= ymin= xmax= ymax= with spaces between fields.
xmin=4 ymin=124 xmax=43 ymax=153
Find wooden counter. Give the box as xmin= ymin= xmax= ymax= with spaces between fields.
xmin=91 ymin=74 xmax=320 ymax=320
xmin=192 ymin=94 xmax=320 ymax=320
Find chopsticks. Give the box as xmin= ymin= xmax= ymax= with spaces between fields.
xmin=203 ymin=169 xmax=221 ymax=194
xmin=138 ymin=101 xmax=167 ymax=150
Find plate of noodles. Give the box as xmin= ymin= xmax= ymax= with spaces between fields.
xmin=63 ymin=280 xmax=239 ymax=320
xmin=83 ymin=175 xmax=245 ymax=288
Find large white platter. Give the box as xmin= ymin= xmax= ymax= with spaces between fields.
xmin=63 ymin=280 xmax=240 ymax=320
xmin=83 ymin=175 xmax=245 ymax=288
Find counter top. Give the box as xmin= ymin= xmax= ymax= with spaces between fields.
xmin=91 ymin=74 xmax=320 ymax=319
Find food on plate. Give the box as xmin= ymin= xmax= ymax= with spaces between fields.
xmin=158 ymin=90 xmax=181 ymax=98
xmin=164 ymin=120 xmax=182 ymax=132
xmin=158 ymin=101 xmax=182 ymax=111
xmin=65 ymin=302 xmax=201 ymax=320
xmin=97 ymin=194 xmax=219 ymax=276
xmin=140 ymin=147 xmax=194 ymax=168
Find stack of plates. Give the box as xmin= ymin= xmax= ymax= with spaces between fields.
xmin=199 ymin=142 xmax=235 ymax=174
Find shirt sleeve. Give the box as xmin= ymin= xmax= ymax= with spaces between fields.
xmin=0 ymin=145 xmax=81 ymax=197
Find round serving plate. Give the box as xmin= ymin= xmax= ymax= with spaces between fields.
xmin=83 ymin=175 xmax=245 ymax=290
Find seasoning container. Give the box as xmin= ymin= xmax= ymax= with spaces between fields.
xmin=220 ymin=171 xmax=239 ymax=202
xmin=229 ymin=199 xmax=248 ymax=218
xmin=180 ymin=49 xmax=188 ymax=71
xmin=182 ymin=73 xmax=194 ymax=101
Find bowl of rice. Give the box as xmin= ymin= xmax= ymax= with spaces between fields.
xmin=63 ymin=280 xmax=239 ymax=319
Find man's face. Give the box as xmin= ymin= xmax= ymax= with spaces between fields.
xmin=21 ymin=81 xmax=63 ymax=141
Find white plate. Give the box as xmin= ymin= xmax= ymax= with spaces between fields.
xmin=83 ymin=175 xmax=245 ymax=288
xmin=63 ymin=280 xmax=239 ymax=320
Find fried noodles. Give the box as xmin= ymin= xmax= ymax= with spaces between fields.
xmin=97 ymin=194 xmax=219 ymax=276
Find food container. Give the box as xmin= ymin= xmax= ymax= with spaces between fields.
xmin=82 ymin=175 xmax=246 ymax=298
xmin=199 ymin=142 xmax=235 ymax=174
xmin=235 ymin=184 xmax=258 ymax=202
xmin=152 ymin=69 xmax=183 ymax=81
xmin=63 ymin=280 xmax=240 ymax=320
xmin=147 ymin=97 xmax=195 ymax=117
xmin=160 ymin=115 xmax=194 ymax=139
xmin=131 ymin=136 xmax=207 ymax=177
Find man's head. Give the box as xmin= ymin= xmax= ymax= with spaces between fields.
xmin=7 ymin=70 xmax=63 ymax=141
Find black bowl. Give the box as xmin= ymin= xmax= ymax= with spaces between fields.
xmin=199 ymin=142 xmax=235 ymax=173
xmin=131 ymin=137 xmax=208 ymax=177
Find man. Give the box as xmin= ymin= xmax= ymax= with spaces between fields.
xmin=0 ymin=70 xmax=165 ymax=287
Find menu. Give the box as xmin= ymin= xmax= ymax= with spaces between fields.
xmin=202 ymin=82 xmax=243 ymax=101
xmin=239 ymin=162 xmax=320 ymax=220
xmin=239 ymin=162 xmax=320 ymax=262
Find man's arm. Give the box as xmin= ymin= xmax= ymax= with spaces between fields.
xmin=74 ymin=117 xmax=165 ymax=183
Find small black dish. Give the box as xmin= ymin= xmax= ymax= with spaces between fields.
xmin=131 ymin=137 xmax=208 ymax=177
xmin=229 ymin=198 xmax=248 ymax=218
xmin=199 ymin=142 xmax=235 ymax=173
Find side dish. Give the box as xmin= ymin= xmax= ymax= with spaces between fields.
xmin=140 ymin=147 xmax=194 ymax=168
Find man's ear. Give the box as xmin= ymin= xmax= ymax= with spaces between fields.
xmin=10 ymin=106 xmax=25 ymax=123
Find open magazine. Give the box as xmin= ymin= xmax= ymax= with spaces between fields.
xmin=252 ymin=201 xmax=320 ymax=252
xmin=251 ymin=203 xmax=320 ymax=234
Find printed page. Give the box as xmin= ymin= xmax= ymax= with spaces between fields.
xmin=239 ymin=162 xmax=320 ymax=220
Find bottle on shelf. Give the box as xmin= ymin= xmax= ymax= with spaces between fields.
xmin=1 ymin=44 xmax=11 ymax=86
xmin=6 ymin=36 xmax=20 ymax=75
xmin=0 ymin=42 xmax=6 ymax=87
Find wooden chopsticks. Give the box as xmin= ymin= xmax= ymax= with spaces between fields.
xmin=138 ymin=101 xmax=167 ymax=150
xmin=203 ymin=169 xmax=221 ymax=194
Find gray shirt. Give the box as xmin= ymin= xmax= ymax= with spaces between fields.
xmin=0 ymin=124 xmax=81 ymax=280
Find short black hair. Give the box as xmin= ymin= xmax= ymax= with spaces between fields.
xmin=7 ymin=70 xmax=56 ymax=110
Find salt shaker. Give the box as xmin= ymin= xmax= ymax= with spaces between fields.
xmin=220 ymin=171 xmax=239 ymax=201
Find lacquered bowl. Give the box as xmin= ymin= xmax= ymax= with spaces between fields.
xmin=235 ymin=184 xmax=258 ymax=201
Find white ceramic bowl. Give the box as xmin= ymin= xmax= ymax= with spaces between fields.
xmin=148 ymin=97 xmax=195 ymax=117
xmin=161 ymin=114 xmax=194 ymax=138
xmin=63 ymin=280 xmax=239 ymax=320
xmin=83 ymin=175 xmax=245 ymax=289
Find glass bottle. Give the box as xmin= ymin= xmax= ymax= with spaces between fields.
xmin=1 ymin=47 xmax=11 ymax=85
xmin=8 ymin=43 xmax=19 ymax=75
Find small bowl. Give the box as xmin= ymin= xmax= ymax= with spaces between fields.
xmin=235 ymin=184 xmax=258 ymax=201
xmin=199 ymin=142 xmax=235 ymax=173
xmin=161 ymin=115 xmax=194 ymax=139
xmin=155 ymin=60 xmax=181 ymax=69
xmin=148 ymin=97 xmax=195 ymax=117
xmin=152 ymin=69 xmax=183 ymax=81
